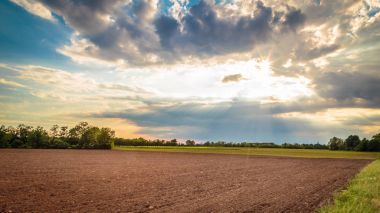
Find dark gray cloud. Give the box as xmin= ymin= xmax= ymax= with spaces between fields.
xmin=154 ymin=15 xmax=179 ymax=49
xmin=33 ymin=0 xmax=307 ymax=65
xmin=154 ymin=1 xmax=305 ymax=56
xmin=314 ymin=71 xmax=380 ymax=107
xmin=38 ymin=0 xmax=160 ymax=65
xmin=281 ymin=7 xmax=306 ymax=31
xmin=40 ymin=0 xmax=124 ymax=35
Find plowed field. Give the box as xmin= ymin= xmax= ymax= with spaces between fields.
xmin=0 ymin=149 xmax=370 ymax=212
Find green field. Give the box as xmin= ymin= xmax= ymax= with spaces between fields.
xmin=114 ymin=146 xmax=380 ymax=159
xmin=319 ymin=159 xmax=380 ymax=213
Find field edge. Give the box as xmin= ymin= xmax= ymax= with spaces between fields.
xmin=114 ymin=146 xmax=380 ymax=159
xmin=319 ymin=159 xmax=380 ymax=213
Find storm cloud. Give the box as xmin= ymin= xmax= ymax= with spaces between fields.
xmin=30 ymin=0 xmax=307 ymax=65
xmin=154 ymin=1 xmax=275 ymax=56
xmin=315 ymin=71 xmax=380 ymax=107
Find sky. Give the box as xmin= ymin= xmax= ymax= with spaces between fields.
xmin=1 ymin=0 xmax=380 ymax=143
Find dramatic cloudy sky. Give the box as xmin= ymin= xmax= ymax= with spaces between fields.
xmin=1 ymin=0 xmax=380 ymax=143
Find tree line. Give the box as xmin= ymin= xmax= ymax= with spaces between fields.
xmin=114 ymin=134 xmax=380 ymax=152
xmin=114 ymin=138 xmax=328 ymax=149
xmin=0 ymin=122 xmax=114 ymax=149
xmin=328 ymin=134 xmax=380 ymax=151
xmin=1 ymin=122 xmax=380 ymax=152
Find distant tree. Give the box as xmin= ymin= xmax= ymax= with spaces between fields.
xmin=368 ymin=133 xmax=380 ymax=152
xmin=344 ymin=135 xmax=361 ymax=150
xmin=0 ymin=125 xmax=10 ymax=148
xmin=17 ymin=124 xmax=32 ymax=147
xmin=5 ymin=126 xmax=18 ymax=148
xmin=68 ymin=122 xmax=89 ymax=147
xmin=165 ymin=139 xmax=178 ymax=146
xmin=185 ymin=140 xmax=195 ymax=146
xmin=50 ymin=138 xmax=70 ymax=149
xmin=29 ymin=126 xmax=49 ymax=148
xmin=59 ymin=126 xmax=68 ymax=138
xmin=328 ymin=137 xmax=344 ymax=150
xmin=355 ymin=138 xmax=369 ymax=151
xmin=170 ymin=139 xmax=178 ymax=145
xmin=50 ymin=125 xmax=60 ymax=138
xmin=80 ymin=126 xmax=100 ymax=148
xmin=95 ymin=127 xmax=115 ymax=149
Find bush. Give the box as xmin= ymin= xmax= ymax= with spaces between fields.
xmin=49 ymin=138 xmax=70 ymax=149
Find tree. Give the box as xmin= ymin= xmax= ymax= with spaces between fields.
xmin=368 ymin=133 xmax=380 ymax=151
xmin=166 ymin=139 xmax=178 ymax=146
xmin=68 ymin=122 xmax=89 ymax=147
xmin=185 ymin=140 xmax=195 ymax=146
xmin=0 ymin=125 xmax=10 ymax=148
xmin=17 ymin=124 xmax=32 ymax=147
xmin=328 ymin=137 xmax=344 ymax=150
xmin=28 ymin=126 xmax=49 ymax=148
xmin=96 ymin=128 xmax=115 ymax=149
xmin=80 ymin=126 xmax=100 ymax=148
xmin=170 ymin=139 xmax=178 ymax=145
xmin=59 ymin=126 xmax=68 ymax=138
xmin=50 ymin=125 xmax=60 ymax=138
xmin=344 ymin=135 xmax=361 ymax=150
xmin=355 ymin=138 xmax=369 ymax=151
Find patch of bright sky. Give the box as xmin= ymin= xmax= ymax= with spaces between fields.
xmin=159 ymin=0 xmax=202 ymax=14
xmin=159 ymin=0 xmax=173 ymax=14
xmin=277 ymin=108 xmax=380 ymax=137
xmin=0 ymin=1 xmax=79 ymax=71
xmin=116 ymin=59 xmax=314 ymax=102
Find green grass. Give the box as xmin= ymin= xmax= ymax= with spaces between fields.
xmin=319 ymin=160 xmax=380 ymax=213
xmin=114 ymin=146 xmax=380 ymax=159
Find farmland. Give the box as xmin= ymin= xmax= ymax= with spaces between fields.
xmin=115 ymin=146 xmax=380 ymax=159
xmin=0 ymin=149 xmax=374 ymax=212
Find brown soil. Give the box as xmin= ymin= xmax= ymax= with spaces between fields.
xmin=0 ymin=149 xmax=371 ymax=212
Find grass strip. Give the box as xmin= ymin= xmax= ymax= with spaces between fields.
xmin=114 ymin=146 xmax=380 ymax=159
xmin=319 ymin=159 xmax=380 ymax=213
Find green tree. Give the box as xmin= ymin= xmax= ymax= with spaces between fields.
xmin=355 ymin=138 xmax=369 ymax=151
xmin=17 ymin=124 xmax=32 ymax=147
xmin=68 ymin=122 xmax=89 ymax=147
xmin=185 ymin=139 xmax=195 ymax=146
xmin=80 ymin=126 xmax=99 ymax=148
xmin=344 ymin=135 xmax=361 ymax=150
xmin=368 ymin=133 xmax=380 ymax=151
xmin=50 ymin=125 xmax=59 ymax=138
xmin=95 ymin=128 xmax=115 ymax=149
xmin=59 ymin=126 xmax=68 ymax=138
xmin=0 ymin=125 xmax=10 ymax=148
xmin=28 ymin=126 xmax=49 ymax=148
xmin=170 ymin=139 xmax=178 ymax=145
xmin=328 ymin=137 xmax=344 ymax=150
